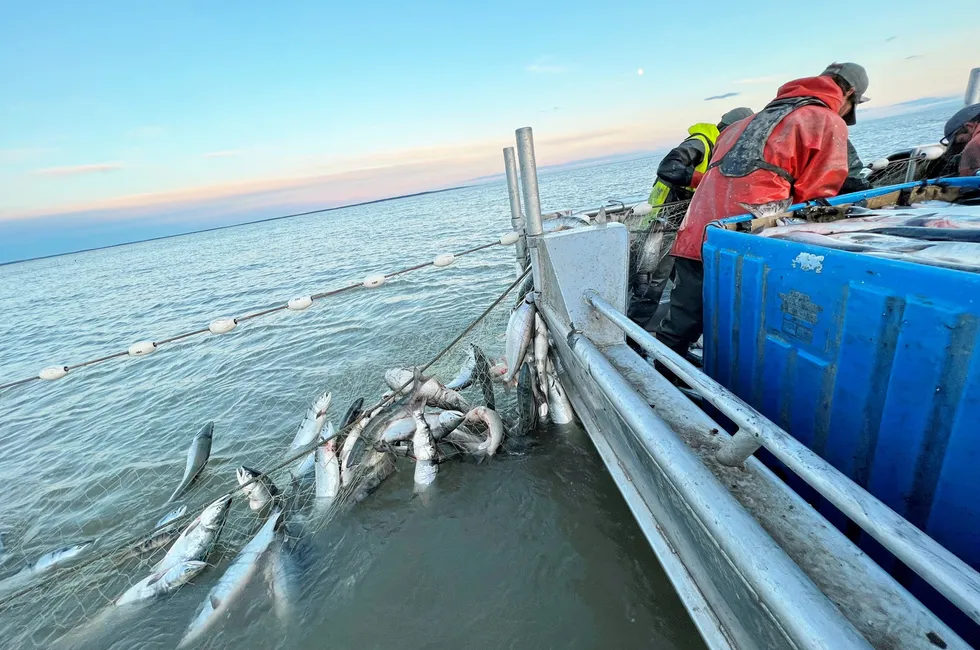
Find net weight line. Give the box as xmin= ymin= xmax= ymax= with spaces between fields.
xmin=0 ymin=266 xmax=530 ymax=611
xmin=0 ymin=240 xmax=502 ymax=393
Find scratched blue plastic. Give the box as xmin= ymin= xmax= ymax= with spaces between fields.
xmin=702 ymin=177 xmax=980 ymax=642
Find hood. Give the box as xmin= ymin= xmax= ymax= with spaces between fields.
xmin=774 ymin=76 xmax=844 ymax=115
xmin=688 ymin=122 xmax=720 ymax=142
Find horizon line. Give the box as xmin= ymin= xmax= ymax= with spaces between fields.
xmin=1 ymin=149 xmax=672 ymax=267
xmin=0 ymin=184 xmax=473 ymax=267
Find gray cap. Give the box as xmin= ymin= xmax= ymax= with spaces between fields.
xmin=719 ymin=107 xmax=754 ymax=129
xmin=943 ymin=103 xmax=980 ymax=143
xmin=822 ymin=62 xmax=870 ymax=104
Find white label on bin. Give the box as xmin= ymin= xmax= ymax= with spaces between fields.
xmin=792 ymin=252 xmax=824 ymax=273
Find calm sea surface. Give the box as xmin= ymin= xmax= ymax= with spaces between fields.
xmin=0 ymin=107 xmax=945 ymax=649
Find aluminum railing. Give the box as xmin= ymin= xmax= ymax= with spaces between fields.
xmin=584 ymin=291 xmax=980 ymax=627
xmin=564 ymin=328 xmax=874 ymax=649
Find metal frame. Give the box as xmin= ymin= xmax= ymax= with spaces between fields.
xmin=502 ymin=147 xmax=528 ymax=275
xmin=516 ymin=127 xmax=544 ymax=289
xmin=584 ymin=291 xmax=980 ymax=628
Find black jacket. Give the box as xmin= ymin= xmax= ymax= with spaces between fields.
xmin=656 ymin=137 xmax=708 ymax=202
xmin=839 ymin=139 xmax=871 ymax=194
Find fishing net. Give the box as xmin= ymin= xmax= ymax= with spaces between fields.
xmin=0 ymin=253 xmax=531 ymax=650
xmin=868 ymin=160 xmax=914 ymax=188
xmin=866 ymin=154 xmax=962 ymax=188
xmin=621 ymin=200 xmax=690 ymax=322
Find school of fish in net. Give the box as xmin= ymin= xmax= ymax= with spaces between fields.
xmin=0 ymin=276 xmax=574 ymax=649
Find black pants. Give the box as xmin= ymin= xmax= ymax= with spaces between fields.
xmin=655 ymin=257 xmax=703 ymax=358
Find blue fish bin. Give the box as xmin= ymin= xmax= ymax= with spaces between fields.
xmin=701 ymin=177 xmax=980 ymax=642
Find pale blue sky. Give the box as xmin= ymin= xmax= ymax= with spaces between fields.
xmin=0 ymin=1 xmax=977 ymax=261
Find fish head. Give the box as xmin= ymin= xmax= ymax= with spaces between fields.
xmin=236 ymin=465 xmax=259 ymax=484
xmin=156 ymin=503 xmax=189 ymax=527
xmin=463 ymin=407 xmax=486 ymax=424
xmin=313 ymin=391 xmax=332 ymax=417
xmin=199 ymin=494 xmax=233 ymax=528
xmin=737 ymin=199 xmax=793 ymax=221
xmin=167 ymin=560 xmax=208 ymax=586
xmin=65 ymin=540 xmax=95 ymax=556
xmin=196 ymin=421 xmax=214 ymax=440
xmin=439 ymin=410 xmax=465 ymax=426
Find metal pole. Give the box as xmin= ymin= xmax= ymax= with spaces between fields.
xmin=515 ymin=127 xmax=544 ymax=288
xmin=503 ymin=147 xmax=528 ymax=276
xmin=904 ymin=159 xmax=918 ymax=183
xmin=966 ymin=67 xmax=980 ymax=106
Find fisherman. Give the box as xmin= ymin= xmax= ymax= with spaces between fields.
xmin=628 ymin=107 xmax=754 ymax=326
xmin=946 ymin=103 xmax=980 ymax=177
xmin=647 ymin=107 xmax=756 ymax=209
xmin=960 ymin=128 xmax=980 ymax=177
xmin=654 ymin=63 xmax=868 ymax=367
xmin=919 ymin=103 xmax=980 ymax=178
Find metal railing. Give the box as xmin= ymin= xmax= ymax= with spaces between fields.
xmin=583 ymin=291 xmax=980 ymax=627
xmin=563 ymin=327 xmax=873 ymax=649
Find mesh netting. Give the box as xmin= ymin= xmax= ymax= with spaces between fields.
xmin=867 ymin=160 xmax=914 ymax=188
xmin=621 ymin=201 xmax=689 ymax=319
xmin=622 ymin=200 xmax=688 ymax=279
xmin=0 ymin=267 xmax=531 ymax=650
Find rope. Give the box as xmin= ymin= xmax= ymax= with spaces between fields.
xmin=0 ymin=239 xmax=505 ymax=392
xmin=0 ymin=266 xmax=530 ymax=609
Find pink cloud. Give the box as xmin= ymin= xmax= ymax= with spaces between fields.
xmin=31 ymin=163 xmax=123 ymax=177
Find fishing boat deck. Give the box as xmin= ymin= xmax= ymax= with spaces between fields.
xmin=605 ymin=346 xmax=963 ymax=650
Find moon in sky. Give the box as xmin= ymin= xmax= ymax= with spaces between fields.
xmin=637 ymin=68 xmax=644 ymax=76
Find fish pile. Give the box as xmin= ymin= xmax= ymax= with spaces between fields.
xmin=0 ymin=282 xmax=579 ymax=648
xmin=753 ymin=202 xmax=980 ymax=273
xmin=504 ymin=288 xmax=575 ymax=432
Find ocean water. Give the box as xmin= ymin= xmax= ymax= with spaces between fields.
xmin=0 ymin=108 xmax=947 ymax=649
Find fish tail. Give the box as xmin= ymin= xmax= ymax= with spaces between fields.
xmin=407 ymin=368 xmax=427 ymax=412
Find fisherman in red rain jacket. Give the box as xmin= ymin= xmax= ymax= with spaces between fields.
xmin=654 ymin=63 xmax=870 ymax=367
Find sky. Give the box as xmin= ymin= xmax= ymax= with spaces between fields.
xmin=1 ymin=0 xmax=979 ymax=262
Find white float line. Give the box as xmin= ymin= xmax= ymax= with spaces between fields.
xmin=1 ymin=236 xmax=521 ymax=392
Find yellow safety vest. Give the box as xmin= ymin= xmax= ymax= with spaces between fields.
xmin=644 ymin=123 xmax=720 ymax=225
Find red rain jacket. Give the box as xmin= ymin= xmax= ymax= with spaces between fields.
xmin=959 ymin=129 xmax=980 ymax=177
xmin=671 ymin=76 xmax=850 ymax=261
